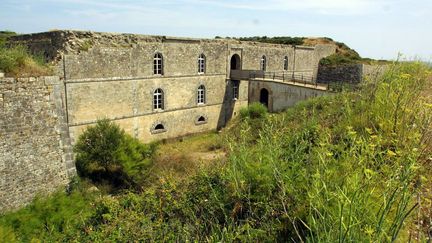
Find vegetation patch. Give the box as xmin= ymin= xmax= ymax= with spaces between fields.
xmin=0 ymin=62 xmax=431 ymax=242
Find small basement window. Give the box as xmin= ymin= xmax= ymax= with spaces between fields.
xmin=155 ymin=124 xmax=164 ymax=130
xmin=151 ymin=123 xmax=167 ymax=134
xmin=195 ymin=115 xmax=208 ymax=125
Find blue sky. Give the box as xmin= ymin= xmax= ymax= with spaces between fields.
xmin=1 ymin=0 xmax=431 ymax=60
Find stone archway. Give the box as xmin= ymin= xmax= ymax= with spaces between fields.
xmin=230 ymin=54 xmax=241 ymax=70
xmin=260 ymin=88 xmax=269 ymax=108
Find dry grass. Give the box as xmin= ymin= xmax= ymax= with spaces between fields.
xmin=302 ymin=37 xmax=335 ymax=46
xmin=7 ymin=58 xmax=52 ymax=77
xmin=147 ymin=132 xmax=226 ymax=182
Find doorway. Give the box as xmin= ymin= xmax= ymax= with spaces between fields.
xmin=230 ymin=54 xmax=241 ymax=70
xmin=260 ymin=88 xmax=269 ymax=108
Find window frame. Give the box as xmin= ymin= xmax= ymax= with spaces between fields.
xmin=153 ymin=53 xmax=163 ymax=75
xmin=260 ymin=55 xmax=267 ymax=71
xmin=198 ymin=53 xmax=206 ymax=74
xmin=151 ymin=122 xmax=167 ymax=134
xmin=197 ymin=84 xmax=206 ymax=105
xmin=153 ymin=88 xmax=164 ymax=110
xmin=195 ymin=115 xmax=208 ymax=125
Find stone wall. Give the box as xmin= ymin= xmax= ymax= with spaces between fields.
xmin=317 ymin=64 xmax=363 ymax=83
xmin=362 ymin=64 xmax=389 ymax=80
xmin=317 ymin=64 xmax=389 ymax=83
xmin=248 ymin=81 xmax=328 ymax=112
xmin=0 ymin=76 xmax=75 ymax=212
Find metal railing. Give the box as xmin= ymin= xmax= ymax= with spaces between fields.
xmin=229 ymin=69 xmax=359 ymax=92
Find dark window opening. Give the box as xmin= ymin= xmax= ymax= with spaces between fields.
xmin=233 ymin=80 xmax=239 ymax=100
xmin=260 ymin=88 xmax=269 ymax=108
xmin=195 ymin=115 xmax=208 ymax=125
xmin=260 ymin=55 xmax=267 ymax=71
xmin=155 ymin=124 xmax=165 ymax=130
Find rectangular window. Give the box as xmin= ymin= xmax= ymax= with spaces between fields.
xmin=153 ymin=89 xmax=164 ymax=110
xmin=198 ymin=54 xmax=205 ymax=74
xmin=197 ymin=85 xmax=205 ymax=104
xmin=198 ymin=90 xmax=204 ymax=104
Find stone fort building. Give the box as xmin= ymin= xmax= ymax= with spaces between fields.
xmin=1 ymin=30 xmax=335 ymax=211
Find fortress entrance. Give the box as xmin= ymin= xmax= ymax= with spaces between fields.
xmin=260 ymin=88 xmax=269 ymax=109
xmin=230 ymin=54 xmax=241 ymax=70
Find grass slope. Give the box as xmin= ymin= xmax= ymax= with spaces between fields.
xmin=0 ymin=61 xmax=431 ymax=242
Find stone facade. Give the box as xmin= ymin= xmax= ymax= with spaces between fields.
xmin=8 ymin=31 xmax=335 ymax=143
xmin=0 ymin=31 xmax=336 ymax=211
xmin=0 ymin=76 xmax=75 ymax=212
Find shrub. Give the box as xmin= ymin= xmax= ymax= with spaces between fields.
xmin=0 ymin=31 xmax=16 ymax=48
xmin=239 ymin=102 xmax=267 ymax=119
xmin=74 ymin=119 xmax=155 ymax=189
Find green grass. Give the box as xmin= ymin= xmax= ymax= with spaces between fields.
xmin=0 ymin=61 xmax=430 ymax=241
xmin=0 ymin=178 xmax=98 ymax=242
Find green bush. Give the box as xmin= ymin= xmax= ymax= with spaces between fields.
xmin=319 ymin=53 xmax=362 ymax=66
xmin=239 ymin=102 xmax=268 ymax=119
xmin=0 ymin=45 xmax=28 ymax=73
xmin=74 ymin=119 xmax=155 ymax=189
xmin=0 ymin=31 xmax=16 ymax=48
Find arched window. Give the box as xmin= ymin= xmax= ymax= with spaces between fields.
xmin=284 ymin=56 xmax=288 ymax=71
xmin=153 ymin=53 xmax=163 ymax=75
xmin=195 ymin=115 xmax=208 ymax=125
xmin=198 ymin=54 xmax=206 ymax=74
xmin=154 ymin=124 xmax=165 ymax=130
xmin=197 ymin=85 xmax=206 ymax=104
xmin=260 ymin=55 xmax=266 ymax=71
xmin=151 ymin=122 xmax=167 ymax=134
xmin=198 ymin=116 xmax=206 ymax=122
xmin=153 ymin=88 xmax=164 ymax=110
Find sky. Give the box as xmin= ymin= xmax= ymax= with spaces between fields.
xmin=1 ymin=0 xmax=431 ymax=60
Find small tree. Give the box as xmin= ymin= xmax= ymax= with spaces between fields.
xmin=74 ymin=119 xmax=124 ymax=172
xmin=74 ymin=119 xmax=155 ymax=190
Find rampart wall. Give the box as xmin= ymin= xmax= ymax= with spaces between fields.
xmin=0 ymin=76 xmax=75 ymax=212
xmin=317 ymin=64 xmax=388 ymax=83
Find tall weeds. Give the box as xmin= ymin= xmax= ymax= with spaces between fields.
xmin=1 ymin=61 xmax=430 ymax=242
